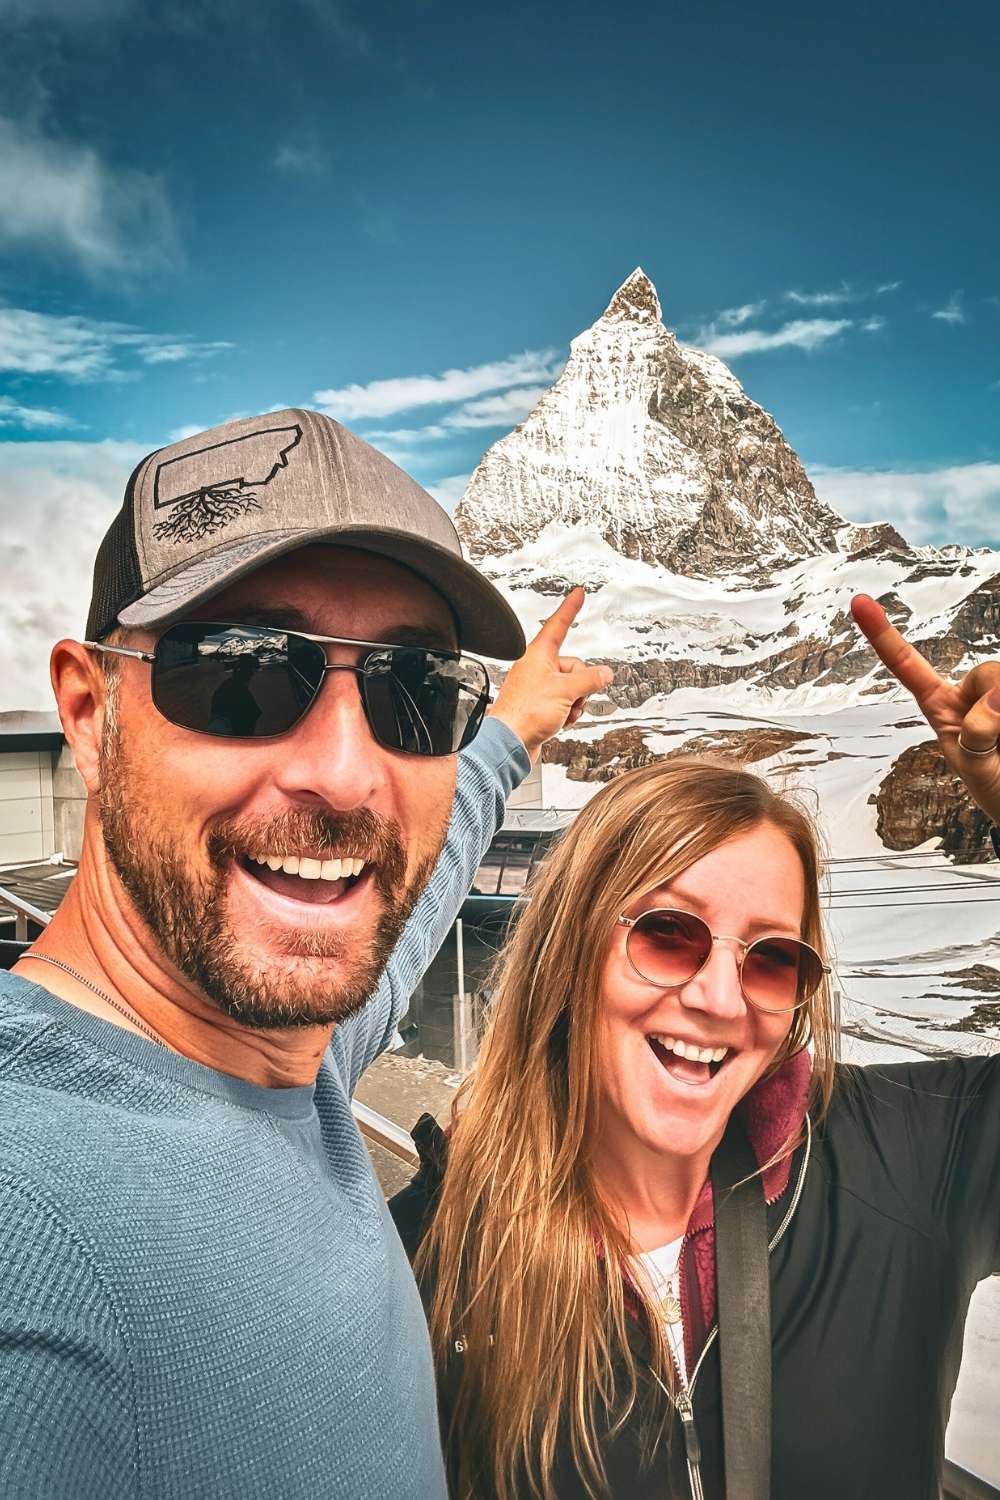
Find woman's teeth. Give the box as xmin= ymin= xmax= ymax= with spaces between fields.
xmin=248 ymin=854 xmax=367 ymax=881
xmin=650 ymin=1034 xmax=728 ymax=1065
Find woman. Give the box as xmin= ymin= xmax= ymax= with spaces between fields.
xmin=390 ymin=598 xmax=1000 ymax=1500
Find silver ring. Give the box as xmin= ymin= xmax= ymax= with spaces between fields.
xmin=957 ymin=734 xmax=1000 ymax=757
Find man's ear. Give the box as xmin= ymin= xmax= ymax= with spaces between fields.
xmin=51 ymin=640 xmax=110 ymax=795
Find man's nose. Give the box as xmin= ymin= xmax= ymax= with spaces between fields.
xmin=270 ymin=668 xmax=382 ymax=811
xmin=677 ymin=941 xmax=747 ymax=1023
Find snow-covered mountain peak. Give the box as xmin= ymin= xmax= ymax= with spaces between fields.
xmin=601 ymin=266 xmax=662 ymax=324
xmin=456 ymin=269 xmax=844 ymax=572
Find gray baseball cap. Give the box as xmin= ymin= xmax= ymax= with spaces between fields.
xmin=85 ymin=408 xmax=525 ymax=659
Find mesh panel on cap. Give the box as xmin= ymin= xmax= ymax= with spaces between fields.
xmin=84 ymin=456 xmax=149 ymax=640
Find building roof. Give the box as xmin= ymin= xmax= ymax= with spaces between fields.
xmin=0 ymin=711 xmax=64 ymax=752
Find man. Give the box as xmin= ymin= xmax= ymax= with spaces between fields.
xmin=0 ymin=410 xmax=611 ymax=1499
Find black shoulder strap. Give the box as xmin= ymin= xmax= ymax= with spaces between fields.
xmin=710 ymin=1113 xmax=772 ymax=1500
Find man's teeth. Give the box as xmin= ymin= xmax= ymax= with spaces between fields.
xmin=249 ymin=854 xmax=367 ymax=881
xmin=650 ymin=1034 xmax=729 ymax=1065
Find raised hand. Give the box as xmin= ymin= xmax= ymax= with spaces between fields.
xmin=488 ymin=587 xmax=614 ymax=764
xmin=851 ymin=594 xmax=1000 ymax=823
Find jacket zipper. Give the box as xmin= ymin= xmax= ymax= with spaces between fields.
xmin=652 ymin=1114 xmax=813 ymax=1499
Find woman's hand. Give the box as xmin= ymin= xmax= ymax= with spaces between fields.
xmin=488 ymin=588 xmax=614 ymax=765
xmin=851 ymin=593 xmax=1000 ymax=823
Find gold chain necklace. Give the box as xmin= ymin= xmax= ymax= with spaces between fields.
xmin=23 ymin=952 xmax=166 ymax=1050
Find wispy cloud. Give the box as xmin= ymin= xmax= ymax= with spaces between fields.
xmin=443 ymin=386 xmax=548 ymax=429
xmin=699 ymin=318 xmax=852 ymax=359
xmin=0 ymin=396 xmax=78 ymax=429
xmin=0 ymin=437 xmax=146 ymax=710
xmin=786 ymin=283 xmax=856 ymax=307
xmin=875 ymin=281 xmax=902 ymax=295
xmin=314 ymin=350 xmax=562 ymax=421
xmin=0 ymin=115 xmax=178 ymax=277
xmin=0 ymin=307 xmax=232 ymax=381
xmin=273 ymin=142 xmax=329 ymax=174
xmin=425 ymin=473 xmax=472 ymax=509
xmin=861 ymin=315 xmax=886 ymax=333
xmin=714 ymin=302 xmax=766 ymax=328
xmin=810 ymin=461 xmax=1000 ymax=548
xmin=932 ymin=292 xmax=965 ymax=325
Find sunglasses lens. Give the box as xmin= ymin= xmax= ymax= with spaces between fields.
xmin=742 ymin=938 xmax=823 ymax=1012
xmin=152 ymin=625 xmax=325 ymax=738
xmin=628 ymin=909 xmax=713 ymax=987
xmin=362 ymin=649 xmax=489 ymax=757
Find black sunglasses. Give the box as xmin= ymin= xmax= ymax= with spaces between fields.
xmin=85 ymin=621 xmax=491 ymax=757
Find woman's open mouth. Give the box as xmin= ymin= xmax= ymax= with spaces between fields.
xmin=239 ymin=852 xmax=372 ymax=906
xmin=647 ymin=1033 xmax=732 ymax=1087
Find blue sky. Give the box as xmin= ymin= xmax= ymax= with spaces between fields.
xmin=0 ymin=0 xmax=998 ymax=705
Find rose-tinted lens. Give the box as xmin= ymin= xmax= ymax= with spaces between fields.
xmin=628 ymin=909 xmax=713 ymax=987
xmin=742 ymin=937 xmax=823 ymax=1012
xmin=361 ymin=648 xmax=489 ymax=756
xmin=152 ymin=624 xmax=325 ymax=737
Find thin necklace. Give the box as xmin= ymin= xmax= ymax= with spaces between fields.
xmin=23 ymin=952 xmax=166 ymax=1049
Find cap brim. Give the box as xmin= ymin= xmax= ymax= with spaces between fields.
xmin=117 ymin=525 xmax=526 ymax=660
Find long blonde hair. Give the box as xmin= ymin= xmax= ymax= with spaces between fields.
xmin=417 ymin=755 xmax=836 ymax=1500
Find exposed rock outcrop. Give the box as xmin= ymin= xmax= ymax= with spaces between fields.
xmin=871 ymin=741 xmax=994 ymax=861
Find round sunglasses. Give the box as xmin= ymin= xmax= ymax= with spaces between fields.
xmin=617 ymin=907 xmax=830 ymax=1013
xmin=85 ymin=621 xmax=491 ymax=758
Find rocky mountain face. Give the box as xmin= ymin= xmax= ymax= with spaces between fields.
xmin=872 ymin=741 xmax=995 ymax=862
xmin=455 ymin=270 xmax=999 ymax=860
xmin=456 ymin=268 xmax=844 ymax=574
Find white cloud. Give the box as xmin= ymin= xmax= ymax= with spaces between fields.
xmin=273 ymin=143 xmax=328 ymax=174
xmin=0 ymin=115 xmax=178 ymax=276
xmin=314 ymin=349 xmax=562 ymax=421
xmin=699 ymin=318 xmax=852 ymax=359
xmin=861 ymin=315 xmax=886 ymax=333
xmin=714 ymin=302 xmax=766 ymax=328
xmin=443 ymin=386 xmax=549 ymax=429
xmin=810 ymin=461 xmax=1000 ymax=548
xmin=425 ymin=473 xmax=472 ymax=510
xmin=876 ymin=281 xmax=902 ymax=295
xmin=0 ymin=307 xmax=232 ymax=381
xmin=786 ymin=284 xmax=855 ymax=307
xmin=0 ymin=396 xmax=78 ymax=429
xmin=0 ymin=438 xmax=146 ymax=710
xmin=932 ymin=292 xmax=965 ymax=325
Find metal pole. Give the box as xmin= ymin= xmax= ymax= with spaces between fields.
xmin=456 ymin=915 xmax=466 ymax=1012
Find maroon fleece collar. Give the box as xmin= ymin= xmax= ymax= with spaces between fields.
xmin=678 ymin=1048 xmax=813 ymax=1372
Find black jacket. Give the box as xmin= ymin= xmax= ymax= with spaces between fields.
xmin=389 ymin=1054 xmax=1000 ymax=1500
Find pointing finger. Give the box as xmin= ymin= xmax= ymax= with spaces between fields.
xmin=535 ymin=588 xmax=586 ymax=657
xmin=850 ymin=594 xmax=944 ymax=706
xmin=561 ymin=661 xmax=614 ymax=702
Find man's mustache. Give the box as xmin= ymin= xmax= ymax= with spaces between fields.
xmin=209 ymin=807 xmax=408 ymax=901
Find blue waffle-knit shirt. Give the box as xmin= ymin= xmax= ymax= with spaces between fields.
xmin=0 ymin=717 xmax=528 ymax=1500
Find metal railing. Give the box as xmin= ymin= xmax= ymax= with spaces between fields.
xmin=0 ymin=882 xmax=54 ymax=940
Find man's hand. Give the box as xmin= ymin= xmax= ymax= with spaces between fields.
xmin=488 ymin=588 xmax=614 ymax=765
xmin=851 ymin=594 xmax=1000 ymax=823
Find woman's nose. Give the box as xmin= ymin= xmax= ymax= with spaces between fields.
xmin=678 ymin=940 xmax=747 ymax=1021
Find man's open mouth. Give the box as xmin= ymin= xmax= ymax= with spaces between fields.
xmin=647 ymin=1033 xmax=733 ymax=1087
xmin=239 ymin=851 xmax=372 ymax=906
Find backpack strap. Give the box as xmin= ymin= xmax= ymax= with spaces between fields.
xmin=710 ymin=1113 xmax=772 ymax=1499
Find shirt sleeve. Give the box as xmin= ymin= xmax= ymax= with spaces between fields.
xmin=845 ymin=1054 xmax=1000 ymax=1281
xmin=0 ymin=1178 xmax=138 ymax=1499
xmin=333 ymin=717 xmax=530 ymax=1095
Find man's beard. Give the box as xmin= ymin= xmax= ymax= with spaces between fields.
xmin=97 ymin=725 xmax=442 ymax=1030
